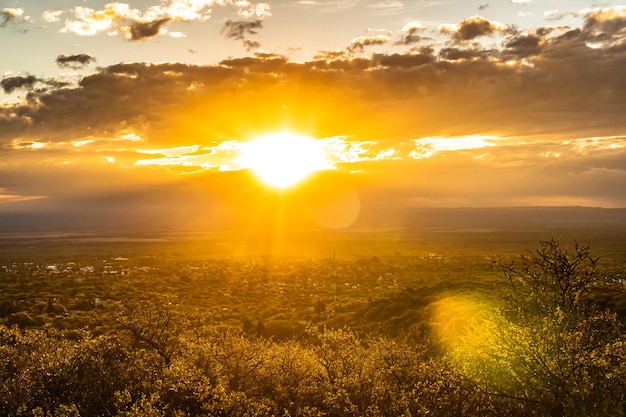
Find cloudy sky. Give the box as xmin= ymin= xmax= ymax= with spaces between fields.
xmin=1 ymin=0 xmax=626 ymax=231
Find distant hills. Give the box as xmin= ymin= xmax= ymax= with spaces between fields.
xmin=1 ymin=206 xmax=625 ymax=236
xmin=395 ymin=206 xmax=626 ymax=232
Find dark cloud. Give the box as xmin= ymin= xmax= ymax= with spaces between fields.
xmin=395 ymin=24 xmax=425 ymax=46
xmin=1 ymin=75 xmax=39 ymax=94
xmin=313 ymin=49 xmax=348 ymax=61
xmin=56 ymin=54 xmax=96 ymax=69
xmin=348 ymin=35 xmax=389 ymax=53
xmin=1 ymin=75 xmax=69 ymax=96
xmin=252 ymin=51 xmax=287 ymax=60
xmin=221 ymin=19 xmax=263 ymax=50
xmin=504 ymin=34 xmax=542 ymax=57
xmin=373 ymin=52 xmax=434 ymax=68
xmin=221 ymin=20 xmax=263 ymax=40
xmin=218 ymin=53 xmax=289 ymax=70
xmin=243 ymin=40 xmax=261 ymax=51
xmin=455 ymin=16 xmax=497 ymax=40
xmin=557 ymin=28 xmax=582 ymax=41
xmin=2 ymin=39 xmax=625 ymax=149
xmin=439 ymin=47 xmax=490 ymax=60
xmin=535 ymin=27 xmax=554 ymax=37
xmin=307 ymin=56 xmax=371 ymax=71
xmin=443 ymin=16 xmax=503 ymax=42
xmin=128 ymin=17 xmax=172 ymax=41
xmin=220 ymin=19 xmax=263 ymax=51
xmin=314 ymin=35 xmax=392 ymax=59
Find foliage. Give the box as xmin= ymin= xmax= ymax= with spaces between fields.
xmin=451 ymin=239 xmax=626 ymax=416
xmin=114 ymin=298 xmax=186 ymax=367
xmin=0 ymin=321 xmax=496 ymax=416
xmin=0 ymin=326 xmax=162 ymax=416
xmin=0 ymin=238 xmax=624 ymax=416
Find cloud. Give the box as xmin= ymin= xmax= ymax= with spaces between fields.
xmin=366 ymin=0 xmax=404 ymax=14
xmin=295 ymin=0 xmax=360 ymax=14
xmin=545 ymin=6 xmax=626 ymax=37
xmin=60 ymin=3 xmax=135 ymax=37
xmin=243 ymin=40 xmax=262 ymax=51
xmin=410 ymin=135 xmax=495 ymax=159
xmin=367 ymin=0 xmax=403 ymax=8
xmin=315 ymin=31 xmax=394 ymax=58
xmin=1 ymin=7 xmax=28 ymax=32
xmin=234 ymin=0 xmax=272 ymax=18
xmin=583 ymin=6 xmax=626 ymax=36
xmin=313 ymin=49 xmax=348 ymax=61
xmin=56 ymin=54 xmax=96 ymax=69
xmin=438 ymin=47 xmax=490 ymax=60
xmin=60 ymin=3 xmax=173 ymax=40
xmin=128 ymin=17 xmax=172 ymax=40
xmin=395 ymin=22 xmax=425 ymax=45
xmin=1 ymin=75 xmax=39 ymax=94
xmin=1 ymin=8 xmax=23 ymax=26
xmin=503 ymin=33 xmax=542 ymax=57
xmin=59 ymin=0 xmax=271 ymax=41
xmin=348 ymin=35 xmax=390 ymax=53
xmin=372 ymin=51 xmax=434 ymax=67
xmin=440 ymin=16 xmax=507 ymax=42
xmin=528 ymin=7 xmax=626 ymax=56
xmin=221 ymin=19 xmax=263 ymax=40
xmin=1 ymin=75 xmax=69 ymax=95
xmin=42 ymin=9 xmax=63 ymax=23
xmin=544 ymin=10 xmax=579 ymax=22
xmin=221 ymin=19 xmax=263 ymax=50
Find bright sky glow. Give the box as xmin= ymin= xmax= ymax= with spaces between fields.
xmin=1 ymin=0 xmax=626 ymax=220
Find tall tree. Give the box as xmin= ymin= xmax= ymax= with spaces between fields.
xmin=453 ymin=239 xmax=626 ymax=417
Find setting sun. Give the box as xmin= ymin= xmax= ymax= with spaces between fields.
xmin=240 ymin=133 xmax=330 ymax=188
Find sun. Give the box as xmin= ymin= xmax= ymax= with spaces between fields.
xmin=240 ymin=133 xmax=329 ymax=188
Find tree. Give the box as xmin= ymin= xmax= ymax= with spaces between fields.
xmin=314 ymin=300 xmax=326 ymax=316
xmin=500 ymin=239 xmax=599 ymax=324
xmin=452 ymin=239 xmax=626 ymax=417
xmin=114 ymin=298 xmax=185 ymax=367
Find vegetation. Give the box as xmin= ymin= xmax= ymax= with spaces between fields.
xmin=0 ymin=237 xmax=624 ymax=416
xmin=450 ymin=239 xmax=626 ymax=416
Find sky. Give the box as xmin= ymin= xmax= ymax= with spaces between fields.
xmin=1 ymin=0 xmax=626 ymax=232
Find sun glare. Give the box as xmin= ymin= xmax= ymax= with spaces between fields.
xmin=241 ymin=133 xmax=329 ymax=188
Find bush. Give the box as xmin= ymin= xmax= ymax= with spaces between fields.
xmin=6 ymin=312 xmax=40 ymax=327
